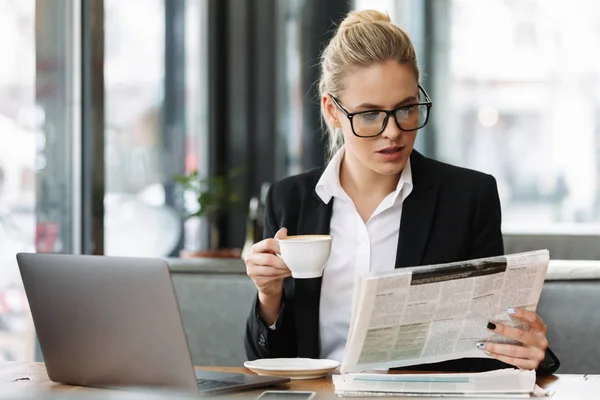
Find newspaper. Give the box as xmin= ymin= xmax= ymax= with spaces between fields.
xmin=333 ymin=368 xmax=541 ymax=397
xmin=340 ymin=250 xmax=549 ymax=374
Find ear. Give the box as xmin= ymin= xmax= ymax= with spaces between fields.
xmin=321 ymin=95 xmax=342 ymax=129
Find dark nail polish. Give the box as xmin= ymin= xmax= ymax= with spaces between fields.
xmin=487 ymin=322 xmax=497 ymax=330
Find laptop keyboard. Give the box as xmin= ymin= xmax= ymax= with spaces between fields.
xmin=196 ymin=378 xmax=236 ymax=390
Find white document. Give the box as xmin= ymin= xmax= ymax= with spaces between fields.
xmin=333 ymin=368 xmax=539 ymax=397
xmin=341 ymin=250 xmax=549 ymax=374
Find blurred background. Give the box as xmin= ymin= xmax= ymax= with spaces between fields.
xmin=0 ymin=0 xmax=599 ymax=362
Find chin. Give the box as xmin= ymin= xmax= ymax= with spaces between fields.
xmin=374 ymin=157 xmax=409 ymax=176
xmin=373 ymin=163 xmax=406 ymax=176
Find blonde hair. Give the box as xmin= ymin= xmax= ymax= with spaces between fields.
xmin=319 ymin=10 xmax=420 ymax=158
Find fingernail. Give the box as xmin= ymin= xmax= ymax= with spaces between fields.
xmin=476 ymin=342 xmax=485 ymax=349
xmin=507 ymin=307 xmax=516 ymax=315
xmin=487 ymin=322 xmax=497 ymax=330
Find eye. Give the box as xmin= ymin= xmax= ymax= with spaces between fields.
xmin=396 ymin=105 xmax=418 ymax=119
xmin=358 ymin=111 xmax=383 ymax=123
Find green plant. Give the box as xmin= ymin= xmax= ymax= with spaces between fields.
xmin=175 ymin=167 xmax=243 ymax=249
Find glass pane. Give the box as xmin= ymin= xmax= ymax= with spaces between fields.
xmin=182 ymin=0 xmax=210 ymax=252
xmin=104 ymin=0 xmax=208 ymax=256
xmin=35 ymin=2 xmax=78 ymax=257
xmin=1 ymin=0 xmax=78 ymax=361
xmin=0 ymin=0 xmax=36 ymax=362
xmin=440 ymin=0 xmax=600 ymax=233
xmin=354 ymin=0 xmax=396 ymax=14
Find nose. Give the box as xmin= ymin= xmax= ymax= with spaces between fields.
xmin=380 ymin=115 xmax=402 ymax=141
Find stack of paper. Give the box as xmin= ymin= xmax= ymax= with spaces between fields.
xmin=333 ymin=368 xmax=550 ymax=398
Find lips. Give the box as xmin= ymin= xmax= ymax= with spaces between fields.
xmin=375 ymin=145 xmax=405 ymax=162
xmin=377 ymin=146 xmax=404 ymax=154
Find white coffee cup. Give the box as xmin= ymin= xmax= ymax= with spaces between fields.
xmin=276 ymin=235 xmax=333 ymax=279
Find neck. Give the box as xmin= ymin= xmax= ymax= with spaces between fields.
xmin=339 ymin=151 xmax=401 ymax=198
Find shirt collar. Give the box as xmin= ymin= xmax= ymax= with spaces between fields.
xmin=315 ymin=146 xmax=413 ymax=205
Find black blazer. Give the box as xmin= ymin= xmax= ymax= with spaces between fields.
xmin=245 ymin=150 xmax=559 ymax=374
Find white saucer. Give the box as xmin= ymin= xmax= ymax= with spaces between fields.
xmin=244 ymin=358 xmax=340 ymax=380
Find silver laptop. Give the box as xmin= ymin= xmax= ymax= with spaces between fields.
xmin=16 ymin=252 xmax=289 ymax=396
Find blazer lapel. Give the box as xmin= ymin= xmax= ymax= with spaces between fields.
xmin=396 ymin=151 xmax=438 ymax=268
xmin=293 ymin=189 xmax=333 ymax=358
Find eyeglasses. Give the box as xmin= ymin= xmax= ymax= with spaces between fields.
xmin=329 ymin=84 xmax=432 ymax=138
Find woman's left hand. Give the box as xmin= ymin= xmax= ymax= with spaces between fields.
xmin=477 ymin=307 xmax=548 ymax=370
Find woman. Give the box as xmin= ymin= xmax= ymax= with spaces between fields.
xmin=244 ymin=10 xmax=559 ymax=374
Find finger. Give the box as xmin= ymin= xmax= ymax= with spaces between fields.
xmin=485 ymin=352 xmax=540 ymax=370
xmin=246 ymin=253 xmax=289 ymax=271
xmin=249 ymin=238 xmax=281 ymax=255
xmin=487 ymin=322 xmax=541 ymax=347
xmin=507 ymin=307 xmax=547 ymax=333
xmin=248 ymin=265 xmax=291 ymax=278
xmin=253 ymin=276 xmax=289 ymax=287
xmin=253 ymin=277 xmax=288 ymax=292
xmin=477 ymin=342 xmax=545 ymax=362
xmin=274 ymin=227 xmax=288 ymax=240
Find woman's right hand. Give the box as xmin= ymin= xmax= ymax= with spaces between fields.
xmin=244 ymin=228 xmax=291 ymax=324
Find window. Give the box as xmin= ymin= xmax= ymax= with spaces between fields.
xmin=354 ymin=0 xmax=396 ymax=14
xmin=0 ymin=0 xmax=35 ymax=362
xmin=438 ymin=0 xmax=600 ymax=234
xmin=0 ymin=0 xmax=210 ymax=360
xmin=104 ymin=0 xmax=208 ymax=256
xmin=0 ymin=0 xmax=81 ymax=361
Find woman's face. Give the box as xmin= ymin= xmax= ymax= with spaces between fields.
xmin=323 ymin=60 xmax=421 ymax=177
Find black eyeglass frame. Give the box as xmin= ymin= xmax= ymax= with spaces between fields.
xmin=329 ymin=84 xmax=433 ymax=138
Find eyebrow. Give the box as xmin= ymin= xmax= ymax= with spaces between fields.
xmin=355 ymin=96 xmax=418 ymax=110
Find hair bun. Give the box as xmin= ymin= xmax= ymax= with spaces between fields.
xmin=338 ymin=9 xmax=391 ymax=31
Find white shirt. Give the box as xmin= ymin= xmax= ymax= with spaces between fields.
xmin=315 ymin=147 xmax=413 ymax=362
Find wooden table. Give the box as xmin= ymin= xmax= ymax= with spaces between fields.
xmin=1 ymin=362 xmax=599 ymax=399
